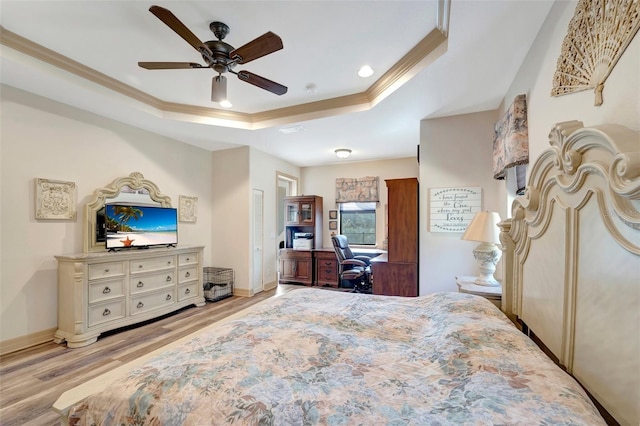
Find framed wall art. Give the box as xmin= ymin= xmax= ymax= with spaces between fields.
xmin=429 ymin=186 xmax=482 ymax=233
xmin=329 ymin=221 xmax=338 ymax=231
xmin=179 ymin=195 xmax=198 ymax=223
xmin=35 ymin=178 xmax=77 ymax=220
xmin=329 ymin=210 xmax=338 ymax=220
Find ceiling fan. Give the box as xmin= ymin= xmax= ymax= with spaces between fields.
xmin=138 ymin=5 xmax=287 ymax=103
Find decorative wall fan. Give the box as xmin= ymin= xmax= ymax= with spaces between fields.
xmin=551 ymin=0 xmax=640 ymax=106
xmin=138 ymin=5 xmax=287 ymax=103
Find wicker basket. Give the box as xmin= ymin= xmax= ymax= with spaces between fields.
xmin=203 ymin=267 xmax=234 ymax=302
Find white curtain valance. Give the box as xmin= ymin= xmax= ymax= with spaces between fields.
xmin=336 ymin=176 xmax=379 ymax=203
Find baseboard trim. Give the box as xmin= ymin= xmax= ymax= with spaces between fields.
xmin=0 ymin=327 xmax=56 ymax=356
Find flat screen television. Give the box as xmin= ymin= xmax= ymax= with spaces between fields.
xmin=105 ymin=204 xmax=178 ymax=250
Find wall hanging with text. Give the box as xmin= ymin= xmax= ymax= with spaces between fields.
xmin=429 ymin=187 xmax=482 ymax=233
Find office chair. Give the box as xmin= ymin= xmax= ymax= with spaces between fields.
xmin=331 ymin=235 xmax=372 ymax=293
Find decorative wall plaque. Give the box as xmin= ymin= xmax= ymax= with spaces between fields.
xmin=429 ymin=187 xmax=482 ymax=233
xmin=179 ymin=195 xmax=198 ymax=223
xmin=35 ymin=178 xmax=77 ymax=220
xmin=551 ymin=0 xmax=640 ymax=106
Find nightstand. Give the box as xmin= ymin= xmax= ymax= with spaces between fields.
xmin=456 ymin=275 xmax=502 ymax=309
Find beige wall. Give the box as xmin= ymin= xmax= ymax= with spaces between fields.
xmin=419 ymin=110 xmax=501 ymax=295
xmin=300 ymin=158 xmax=419 ymax=249
xmin=0 ymin=86 xmax=214 ymax=343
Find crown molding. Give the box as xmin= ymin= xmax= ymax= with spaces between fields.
xmin=0 ymin=22 xmax=447 ymax=129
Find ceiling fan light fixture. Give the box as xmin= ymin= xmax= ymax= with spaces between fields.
xmin=211 ymin=75 xmax=227 ymax=102
xmin=335 ymin=148 xmax=352 ymax=159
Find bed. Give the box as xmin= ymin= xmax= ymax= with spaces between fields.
xmin=53 ymin=121 xmax=639 ymax=425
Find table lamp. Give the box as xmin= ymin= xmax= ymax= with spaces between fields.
xmin=461 ymin=211 xmax=502 ymax=286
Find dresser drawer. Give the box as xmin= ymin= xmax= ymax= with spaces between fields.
xmin=88 ymin=278 xmax=125 ymax=304
xmin=88 ymin=262 xmax=125 ymax=280
xmin=317 ymin=265 xmax=337 ymax=282
xmin=178 ymin=282 xmax=198 ymax=301
xmin=179 ymin=252 xmax=198 ymax=266
xmin=131 ymin=289 xmax=175 ymax=315
xmin=130 ymin=271 xmax=175 ymax=294
xmin=178 ymin=266 xmax=198 ymax=284
xmin=88 ymin=298 xmax=125 ymax=327
xmin=130 ymin=256 xmax=175 ymax=274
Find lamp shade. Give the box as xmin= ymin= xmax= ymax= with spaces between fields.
xmin=211 ymin=75 xmax=227 ymax=102
xmin=461 ymin=211 xmax=501 ymax=244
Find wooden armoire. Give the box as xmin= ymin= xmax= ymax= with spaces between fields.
xmin=370 ymin=178 xmax=418 ymax=296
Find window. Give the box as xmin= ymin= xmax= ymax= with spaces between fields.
xmin=339 ymin=202 xmax=376 ymax=245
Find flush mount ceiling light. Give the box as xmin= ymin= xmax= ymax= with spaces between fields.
xmin=358 ymin=65 xmax=374 ymax=78
xmin=335 ymin=148 xmax=352 ymax=159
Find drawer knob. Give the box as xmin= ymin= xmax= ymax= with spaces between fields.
xmin=166 ymin=294 xmax=172 ymax=301
xmin=137 ymin=302 xmax=144 ymax=309
xmin=167 ymin=261 xmax=172 ymax=265
xmin=185 ymin=288 xmax=191 ymax=294
xmin=103 ymin=308 xmax=111 ymax=316
xmin=104 ymin=268 xmax=110 ymax=273
xmin=137 ymin=281 xmax=144 ymax=288
xmin=186 ymin=257 xmax=190 ymax=261
xmin=185 ymin=271 xmax=191 ymax=278
xmin=138 ymin=265 xmax=143 ymax=269
xmin=103 ymin=286 xmax=111 ymax=294
xmin=166 ymin=276 xmax=172 ymax=282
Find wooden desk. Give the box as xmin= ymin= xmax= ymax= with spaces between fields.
xmin=370 ymin=253 xmax=418 ymax=297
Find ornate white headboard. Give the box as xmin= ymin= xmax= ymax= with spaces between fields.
xmin=500 ymin=121 xmax=639 ymax=426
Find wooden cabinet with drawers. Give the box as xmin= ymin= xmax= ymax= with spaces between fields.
xmin=278 ymin=248 xmax=339 ymax=287
xmin=314 ymin=250 xmax=339 ymax=288
xmin=54 ymin=246 xmax=205 ymax=348
xmin=279 ymin=249 xmax=313 ymax=285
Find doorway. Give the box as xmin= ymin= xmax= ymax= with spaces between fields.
xmin=252 ymin=189 xmax=264 ymax=295
xmin=276 ymin=173 xmax=298 ymax=282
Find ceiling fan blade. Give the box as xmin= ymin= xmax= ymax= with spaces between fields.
xmin=148 ymin=5 xmax=213 ymax=58
xmin=230 ymin=32 xmax=283 ymax=64
xmin=138 ymin=62 xmax=208 ymax=70
xmin=237 ymin=71 xmax=287 ymax=95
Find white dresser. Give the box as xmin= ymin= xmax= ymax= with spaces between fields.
xmin=54 ymin=245 xmax=205 ymax=348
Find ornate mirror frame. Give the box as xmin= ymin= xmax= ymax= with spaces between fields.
xmin=84 ymin=172 xmax=172 ymax=252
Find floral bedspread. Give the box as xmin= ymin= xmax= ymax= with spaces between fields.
xmin=68 ymin=289 xmax=604 ymax=425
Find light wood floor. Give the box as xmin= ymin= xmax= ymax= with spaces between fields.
xmin=0 ymin=284 xmax=302 ymax=426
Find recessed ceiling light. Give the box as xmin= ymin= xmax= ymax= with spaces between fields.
xmin=219 ymin=100 xmax=232 ymax=108
xmin=358 ymin=65 xmax=374 ymax=78
xmin=305 ymin=83 xmax=318 ymax=94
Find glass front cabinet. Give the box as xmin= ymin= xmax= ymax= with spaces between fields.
xmin=282 ymin=195 xmax=323 ymax=250
xmin=285 ymin=199 xmax=316 ymax=225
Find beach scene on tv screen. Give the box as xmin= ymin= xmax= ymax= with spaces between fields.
xmin=106 ymin=205 xmax=177 ymax=248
